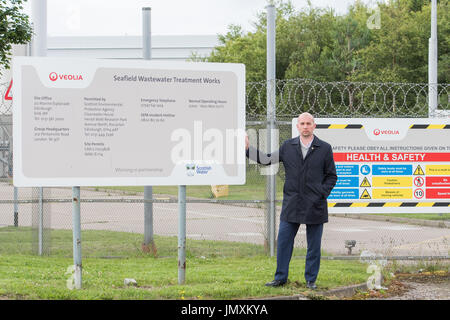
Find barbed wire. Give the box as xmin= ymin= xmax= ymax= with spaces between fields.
xmin=246 ymin=79 xmax=449 ymax=119
xmin=1 ymin=79 xmax=449 ymax=118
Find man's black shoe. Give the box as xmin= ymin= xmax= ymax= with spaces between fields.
xmin=306 ymin=281 xmax=317 ymax=290
xmin=265 ymin=280 xmax=286 ymax=287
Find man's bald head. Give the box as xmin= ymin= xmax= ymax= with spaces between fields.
xmin=297 ymin=112 xmax=315 ymax=123
xmin=296 ymin=112 xmax=316 ymax=139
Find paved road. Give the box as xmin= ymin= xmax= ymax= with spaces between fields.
xmin=0 ymin=184 xmax=448 ymax=256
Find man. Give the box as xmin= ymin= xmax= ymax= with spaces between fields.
xmin=246 ymin=112 xmax=337 ymax=290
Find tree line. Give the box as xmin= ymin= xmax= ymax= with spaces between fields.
xmin=192 ymin=0 xmax=449 ymax=117
xmin=195 ymin=0 xmax=448 ymax=85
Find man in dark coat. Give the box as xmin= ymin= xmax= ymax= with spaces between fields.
xmin=246 ymin=112 xmax=337 ymax=289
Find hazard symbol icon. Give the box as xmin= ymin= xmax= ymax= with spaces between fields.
xmin=360 ymin=189 xmax=371 ymax=199
xmin=413 ymin=165 xmax=424 ymax=175
xmin=360 ymin=177 xmax=371 ymax=188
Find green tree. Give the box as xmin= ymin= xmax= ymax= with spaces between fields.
xmin=349 ymin=0 xmax=449 ymax=83
xmin=435 ymin=0 xmax=450 ymax=83
xmin=0 ymin=0 xmax=33 ymax=76
xmin=198 ymin=0 xmax=449 ymax=116
xmin=283 ymin=6 xmax=339 ymax=81
xmin=202 ymin=0 xmax=448 ymax=84
xmin=353 ymin=1 xmax=421 ymax=83
xmin=207 ymin=24 xmax=266 ymax=83
xmin=206 ymin=0 xmax=296 ymax=83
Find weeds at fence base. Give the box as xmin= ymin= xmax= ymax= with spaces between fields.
xmin=141 ymin=241 xmax=158 ymax=257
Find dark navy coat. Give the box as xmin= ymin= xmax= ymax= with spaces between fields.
xmin=247 ymin=135 xmax=337 ymax=224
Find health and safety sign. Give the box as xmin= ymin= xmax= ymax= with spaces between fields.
xmin=292 ymin=118 xmax=450 ymax=213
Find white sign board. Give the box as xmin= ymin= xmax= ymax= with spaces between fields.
xmin=13 ymin=57 xmax=246 ymax=187
xmin=292 ymin=118 xmax=450 ymax=213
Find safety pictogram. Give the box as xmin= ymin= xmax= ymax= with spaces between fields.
xmin=414 ymin=188 xmax=424 ymax=199
xmin=413 ymin=176 xmax=424 ymax=187
xmin=360 ymin=177 xmax=371 ymax=187
xmin=413 ymin=165 xmax=424 ymax=175
xmin=360 ymin=165 xmax=371 ymax=175
xmin=360 ymin=189 xmax=371 ymax=199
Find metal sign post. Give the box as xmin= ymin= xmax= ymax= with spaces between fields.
xmin=142 ymin=7 xmax=156 ymax=255
xmin=266 ymin=4 xmax=276 ymax=257
xmin=178 ymin=185 xmax=186 ymax=284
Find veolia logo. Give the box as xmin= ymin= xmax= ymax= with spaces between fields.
xmin=49 ymin=72 xmax=84 ymax=81
xmin=373 ymin=128 xmax=400 ymax=136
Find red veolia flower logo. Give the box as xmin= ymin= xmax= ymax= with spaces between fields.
xmin=49 ymin=72 xmax=58 ymax=81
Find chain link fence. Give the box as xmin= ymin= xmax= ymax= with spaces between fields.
xmin=0 ymin=79 xmax=449 ymax=260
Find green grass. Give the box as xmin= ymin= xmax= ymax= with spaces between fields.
xmin=0 ymin=227 xmax=369 ymax=300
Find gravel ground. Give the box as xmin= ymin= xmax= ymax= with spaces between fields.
xmin=377 ymin=280 xmax=449 ymax=300
xmin=363 ymin=273 xmax=449 ymax=300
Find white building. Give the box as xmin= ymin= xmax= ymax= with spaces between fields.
xmin=46 ymin=34 xmax=219 ymax=60
xmin=1 ymin=34 xmax=219 ymax=80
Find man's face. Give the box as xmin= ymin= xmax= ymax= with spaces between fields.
xmin=296 ymin=115 xmax=316 ymax=138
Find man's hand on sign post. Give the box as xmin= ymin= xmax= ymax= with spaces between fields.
xmin=245 ymin=134 xmax=249 ymax=150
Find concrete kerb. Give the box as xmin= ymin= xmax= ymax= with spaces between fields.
xmin=257 ymin=283 xmax=368 ymax=300
xmin=318 ymin=283 xmax=368 ymax=299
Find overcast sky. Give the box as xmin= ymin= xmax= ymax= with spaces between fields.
xmin=23 ymin=0 xmax=375 ymax=37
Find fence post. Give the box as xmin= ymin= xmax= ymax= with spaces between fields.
xmin=31 ymin=0 xmax=47 ymax=257
xmin=72 ymin=186 xmax=82 ymax=289
xmin=266 ymin=4 xmax=276 ymax=257
xmin=38 ymin=187 xmax=43 ymax=255
xmin=13 ymin=187 xmax=18 ymax=227
xmin=428 ymin=0 xmax=438 ymax=116
xmin=142 ymin=7 xmax=157 ymax=255
xmin=31 ymin=0 xmax=47 ymax=57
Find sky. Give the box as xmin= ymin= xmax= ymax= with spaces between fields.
xmin=23 ymin=0 xmax=374 ymax=37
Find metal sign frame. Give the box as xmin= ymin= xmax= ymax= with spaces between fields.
xmin=13 ymin=57 xmax=246 ymax=187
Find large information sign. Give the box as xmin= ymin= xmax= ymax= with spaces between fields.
xmin=292 ymin=118 xmax=450 ymax=213
xmin=13 ymin=57 xmax=246 ymax=187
